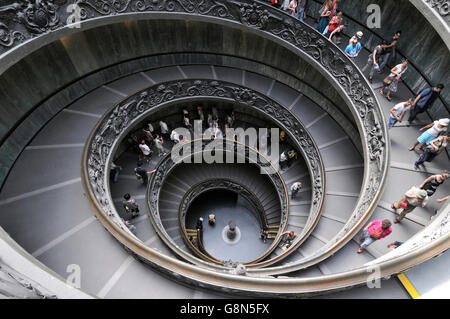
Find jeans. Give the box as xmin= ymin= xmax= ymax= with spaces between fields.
xmin=415 ymin=150 xmax=436 ymax=166
xmin=408 ymin=104 xmax=427 ymax=123
xmin=362 ymin=56 xmax=378 ymax=78
xmin=322 ymin=25 xmax=329 ymax=36
xmin=387 ymin=115 xmax=398 ymax=129
xmin=360 ymin=230 xmax=376 ymax=249
xmin=297 ymin=6 xmax=305 ymax=22
xmin=291 ymin=189 xmax=299 ymax=199
xmin=379 ymin=53 xmax=391 ymax=71
xmin=112 ymin=168 xmax=120 ymax=183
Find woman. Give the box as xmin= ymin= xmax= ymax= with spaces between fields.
xmin=287 ymin=0 xmax=297 ymax=16
xmin=281 ymin=0 xmax=290 ymax=11
xmin=409 ymin=118 xmax=449 ymax=151
xmin=414 ymin=133 xmax=449 ymax=169
xmin=317 ymin=0 xmax=332 ymax=34
xmin=419 ymin=171 xmax=448 ymax=197
xmin=357 ymin=219 xmax=392 ymax=253
xmin=155 ymin=135 xmax=165 ymax=157
xmin=379 ymin=59 xmax=408 ymax=101
xmin=323 ymin=11 xmax=342 ymax=37
xmin=328 ymin=24 xmax=345 ymax=44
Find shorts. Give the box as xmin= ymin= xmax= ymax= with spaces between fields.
xmin=417 ymin=131 xmax=437 ymax=145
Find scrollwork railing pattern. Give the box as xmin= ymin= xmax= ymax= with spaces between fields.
xmin=84 ymin=78 xmax=324 ymax=269
xmin=424 ymin=0 xmax=450 ymax=17
xmin=76 ymin=1 xmax=388 ymax=272
xmin=150 ymin=141 xmax=286 ymax=265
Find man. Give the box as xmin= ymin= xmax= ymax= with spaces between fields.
xmin=297 ymin=0 xmax=307 ymax=22
xmin=379 ymin=31 xmax=401 ymax=71
xmin=134 ymin=161 xmax=153 ymax=185
xmin=408 ymin=84 xmax=444 ymax=124
xmin=110 ymin=161 xmax=122 ymax=183
xmin=122 ymin=193 xmax=140 ymax=218
xmin=387 ymin=99 xmax=413 ymax=129
xmin=349 ymin=31 xmax=363 ymax=44
xmin=196 ymin=217 xmax=204 ymax=230
xmin=208 ymin=213 xmax=216 ymax=226
xmin=291 ymin=181 xmax=303 ymax=199
xmin=392 ymin=187 xmax=428 ymax=223
xmin=344 ymin=38 xmax=362 ymax=59
xmin=361 ymin=41 xmax=388 ymax=82
xmin=138 ymin=140 xmax=152 ymax=162
xmin=280 ymin=231 xmax=296 ymax=250
xmin=159 ymin=120 xmax=169 ymax=138
xmin=357 ymin=219 xmax=392 ymax=253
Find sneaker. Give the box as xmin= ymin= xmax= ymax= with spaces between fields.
xmin=414 ymin=163 xmax=419 ymax=170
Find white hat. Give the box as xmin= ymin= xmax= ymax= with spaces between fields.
xmin=356 ymin=31 xmax=363 ymax=38
xmin=439 ymin=118 xmax=449 ymax=126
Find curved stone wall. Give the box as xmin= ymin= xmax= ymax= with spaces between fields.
xmin=0 ymin=19 xmax=355 ymax=187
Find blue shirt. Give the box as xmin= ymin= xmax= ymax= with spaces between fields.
xmin=345 ymin=43 xmax=362 ymax=57
xmin=417 ymin=87 xmax=436 ymax=108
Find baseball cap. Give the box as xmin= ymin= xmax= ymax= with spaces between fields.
xmin=417 ymin=190 xmax=427 ymax=199
xmin=438 ymin=118 xmax=449 ymax=126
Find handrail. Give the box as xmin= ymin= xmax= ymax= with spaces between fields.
xmin=71 ymin=0 xmax=391 ymax=293
xmin=83 ymin=77 xmax=326 ymax=270
xmin=306 ymin=0 xmax=450 ymax=116
xmin=177 ymin=177 xmax=281 ymax=264
xmin=148 ymin=138 xmax=289 ymax=267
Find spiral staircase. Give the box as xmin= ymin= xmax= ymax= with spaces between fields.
xmin=0 ymin=0 xmax=448 ymax=299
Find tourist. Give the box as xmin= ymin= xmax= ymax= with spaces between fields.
xmin=281 ymin=0 xmax=290 ymax=10
xmin=349 ymin=31 xmax=363 ymax=44
xmin=291 ymin=181 xmax=303 ymax=199
xmin=122 ymin=193 xmax=140 ymax=218
xmin=208 ymin=214 xmax=216 ymax=226
xmin=357 ymin=219 xmax=392 ymax=253
xmin=159 ymin=120 xmax=169 ymax=138
xmin=138 ymin=139 xmax=152 ymax=163
xmin=361 ymin=41 xmax=388 ymax=82
xmin=407 ymin=84 xmax=445 ymax=124
xmin=387 ymin=241 xmax=403 ymax=251
xmin=196 ymin=217 xmax=204 ymax=230
xmin=391 ymin=187 xmax=428 ymax=223
xmin=142 ymin=127 xmax=154 ymax=146
xmin=134 ymin=161 xmax=153 ymax=185
xmin=281 ymin=230 xmax=296 ymax=249
xmin=287 ymin=0 xmax=297 ymax=16
xmin=329 ymin=0 xmax=340 ymax=19
xmin=197 ymin=106 xmax=204 ymax=123
xmin=110 ymin=161 xmax=122 ymax=184
xmin=154 ymin=135 xmax=166 ymax=157
xmin=379 ymin=31 xmax=401 ymax=72
xmin=387 ymin=99 xmax=413 ymax=129
xmin=409 ymin=118 xmax=449 ymax=151
xmin=297 ymin=0 xmax=307 ymax=22
xmin=328 ymin=24 xmax=345 ymax=44
xmin=379 ymin=59 xmax=408 ymax=101
xmin=414 ymin=133 xmax=449 ymax=169
xmin=317 ymin=0 xmax=332 ymax=34
xmin=323 ymin=11 xmax=342 ymax=37
xmin=344 ymin=38 xmax=362 ymax=59
xmin=419 ymin=171 xmax=448 ymax=197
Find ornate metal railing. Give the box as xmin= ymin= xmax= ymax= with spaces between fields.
xmin=146 ymin=138 xmax=289 ymax=267
xmin=83 ymin=78 xmax=326 ymax=268
xmin=178 ymin=177 xmax=280 ymax=265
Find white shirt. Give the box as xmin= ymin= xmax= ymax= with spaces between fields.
xmin=291 ymin=182 xmax=302 ymax=191
xmin=139 ymin=143 xmax=151 ymax=156
xmin=405 ymin=186 xmax=429 ymax=207
xmin=391 ymin=102 xmax=410 ymax=118
xmin=160 ymin=121 xmax=168 ymax=134
xmin=427 ymin=121 xmax=447 ymax=137
xmin=389 ymin=64 xmax=407 ymax=78
xmin=170 ymin=130 xmax=180 ymax=142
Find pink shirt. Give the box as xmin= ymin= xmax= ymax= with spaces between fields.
xmin=367 ymin=220 xmax=392 ymax=239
